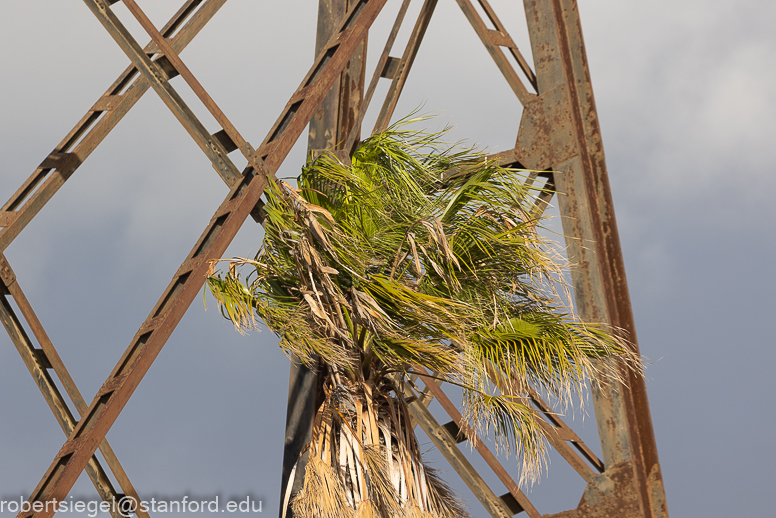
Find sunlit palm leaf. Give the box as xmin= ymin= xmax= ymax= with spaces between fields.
xmin=207 ymin=118 xmax=640 ymax=514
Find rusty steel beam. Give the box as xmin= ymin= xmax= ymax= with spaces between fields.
xmin=15 ymin=1 xmax=388 ymax=516
xmin=0 ymin=255 xmax=149 ymax=518
xmin=0 ymin=0 xmax=226 ymax=252
xmin=306 ymin=0 xmax=370 ymax=158
xmin=396 ymin=375 xmax=529 ymax=518
xmin=3 ymin=0 xmax=669 ymax=517
xmin=15 ymin=167 xmax=269 ymax=518
xmin=485 ymin=365 xmax=603 ymax=483
xmin=81 ymin=0 xmax=243 ymax=185
xmin=519 ymin=381 xmax=605 ymax=476
xmin=453 ymin=0 xmax=536 ymax=104
xmin=372 ymin=0 xmax=439 ymax=134
xmin=410 ymin=367 xmax=542 ymax=518
xmin=353 ymin=0 xmax=668 ymax=513
xmin=343 ymin=0 xmax=412 ymax=152
xmin=407 ymin=371 xmax=442 ymax=411
xmin=280 ymin=1 xmax=369 ymax=515
xmin=120 ymin=0 xmax=261 ymax=170
xmin=0 ymin=2 xmax=224 ymax=514
xmin=334 ymin=2 xmax=368 ymax=154
xmin=253 ymin=0 xmax=388 ymax=171
xmin=471 ymin=0 xmax=537 ymax=91
xmin=0 ymin=300 xmax=122 ymax=518
xmin=274 ymin=2 xmax=616 ymax=515
xmin=518 ymin=1 xmax=668 ymax=517
xmin=436 ymin=0 xmax=669 ymax=511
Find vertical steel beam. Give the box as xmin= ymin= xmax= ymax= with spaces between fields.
xmin=280 ymin=1 xmax=368 ymax=516
xmin=307 ymin=0 xmax=368 ymax=157
xmin=343 ymin=0 xmax=412 ymax=152
xmin=520 ymin=1 xmax=668 ymax=516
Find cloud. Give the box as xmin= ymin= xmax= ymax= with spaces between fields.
xmin=2 ymin=1 xmax=775 ymax=516
xmin=584 ymin=0 xmax=776 ymax=201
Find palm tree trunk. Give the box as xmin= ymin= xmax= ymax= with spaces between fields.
xmin=286 ymin=364 xmax=466 ymax=518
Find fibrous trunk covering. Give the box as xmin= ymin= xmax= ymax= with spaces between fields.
xmin=288 ymin=368 xmax=466 ymax=518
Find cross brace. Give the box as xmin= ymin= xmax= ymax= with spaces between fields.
xmin=9 ymin=1 xmax=387 ymax=516
xmin=0 ymin=1 xmax=668 ymax=517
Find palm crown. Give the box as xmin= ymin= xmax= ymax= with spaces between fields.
xmin=207 ymin=121 xmax=638 ymax=518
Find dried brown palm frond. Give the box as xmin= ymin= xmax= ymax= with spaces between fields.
xmin=291 ymin=455 xmax=354 ymax=518
xmin=208 ymin=118 xmax=642 ymax=514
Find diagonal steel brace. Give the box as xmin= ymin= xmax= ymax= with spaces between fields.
xmin=0 ymin=0 xmax=228 ymax=252
xmin=16 ymin=1 xmax=389 ymax=516
xmin=1 ymin=1 xmax=228 ymax=516
xmin=0 ymin=254 xmax=150 ymax=518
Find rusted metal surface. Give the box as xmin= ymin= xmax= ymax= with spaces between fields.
xmin=14 ymin=1 xmax=388 ymax=516
xmin=452 ymin=0 xmax=536 ymax=104
xmin=515 ymin=84 xmax=578 ymax=171
xmin=121 ymin=0 xmax=262 ymax=172
xmin=522 ymin=0 xmax=668 ymax=516
xmin=488 ymin=366 xmax=603 ymax=483
xmin=0 ymin=255 xmax=149 ymax=518
xmin=16 ymin=165 xmax=267 ymax=518
xmin=2 ymin=0 xmax=668 ymax=516
xmin=254 ymin=0 xmax=387 ymax=172
xmin=0 ymin=1 xmax=223 ymax=514
xmin=81 ymin=0 xmax=243 ymax=185
xmin=474 ymin=0 xmax=537 ymax=90
xmin=335 ymin=3 xmax=368 ymax=153
xmin=343 ymin=0 xmax=411 ymax=152
xmin=396 ymin=375 xmax=517 ymax=518
xmin=280 ymin=1 xmax=369 ymax=515
xmin=411 ymin=367 xmax=542 ymax=518
xmin=372 ymin=0 xmax=439 ymax=134
xmin=546 ymin=462 xmax=647 ymax=518
xmin=0 ymin=0 xmax=226 ymax=251
xmin=307 ymin=0 xmax=368 ymax=159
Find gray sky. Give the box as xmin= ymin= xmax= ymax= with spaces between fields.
xmin=1 ymin=1 xmax=775 ymax=517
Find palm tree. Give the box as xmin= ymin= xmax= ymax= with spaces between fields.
xmin=206 ymin=120 xmax=639 ymax=518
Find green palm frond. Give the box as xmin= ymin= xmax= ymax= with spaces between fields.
xmin=207 ymin=117 xmax=641 ymax=505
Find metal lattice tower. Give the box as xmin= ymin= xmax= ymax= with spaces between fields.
xmin=0 ymin=1 xmax=668 ymax=517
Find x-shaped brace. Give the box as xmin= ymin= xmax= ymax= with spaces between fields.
xmin=4 ymin=2 xmax=605 ymax=518
xmin=13 ymin=1 xmax=387 ymax=516
xmin=0 ymin=2 xmax=228 ymax=517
